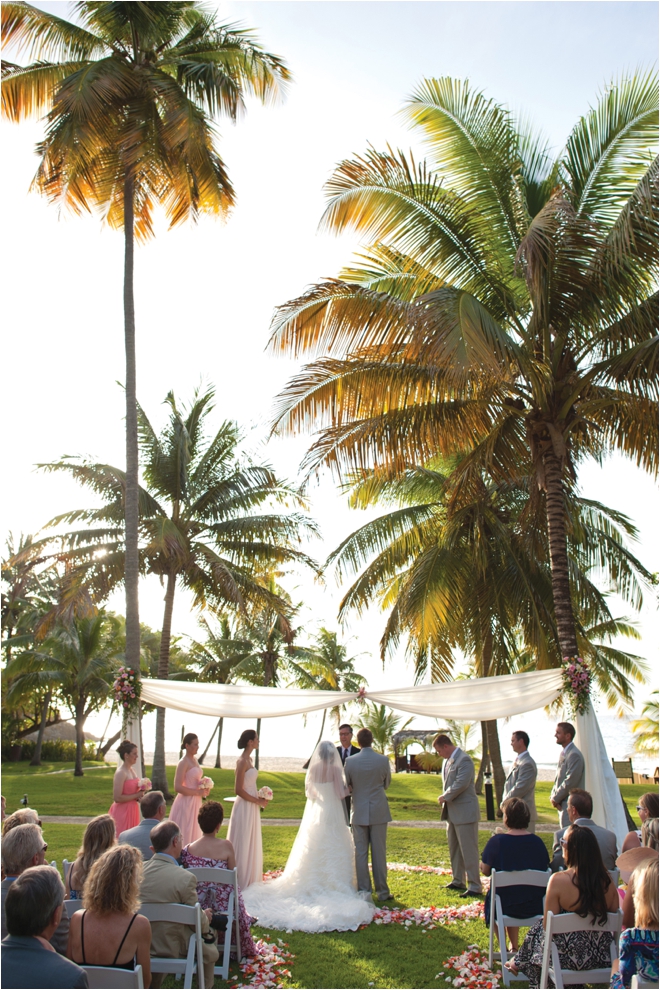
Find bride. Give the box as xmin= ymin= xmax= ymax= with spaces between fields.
xmin=242 ymin=740 xmax=375 ymax=932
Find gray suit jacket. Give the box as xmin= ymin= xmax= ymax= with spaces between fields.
xmin=344 ymin=747 xmax=392 ymax=826
xmin=551 ymin=818 xmax=618 ymax=872
xmin=1 ymin=877 xmax=69 ymax=954
xmin=550 ymin=741 xmax=585 ymax=806
xmin=501 ymin=750 xmax=537 ymax=821
xmin=1 ymin=935 xmax=88 ymax=988
xmin=440 ymin=748 xmax=480 ymax=825
xmin=118 ymin=817 xmax=160 ymax=860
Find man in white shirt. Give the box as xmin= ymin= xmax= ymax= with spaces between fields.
xmin=337 ymin=724 xmax=360 ymax=821
xmin=500 ymin=730 xmax=538 ymax=832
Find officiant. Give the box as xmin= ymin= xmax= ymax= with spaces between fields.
xmin=337 ymin=724 xmax=360 ymax=820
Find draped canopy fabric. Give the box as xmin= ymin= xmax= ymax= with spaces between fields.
xmin=139 ymin=668 xmax=563 ymax=720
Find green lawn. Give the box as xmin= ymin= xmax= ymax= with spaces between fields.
xmin=2 ymin=761 xmax=651 ymax=827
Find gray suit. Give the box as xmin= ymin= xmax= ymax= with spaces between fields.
xmin=551 ymin=817 xmax=618 ymax=872
xmin=440 ymin=748 xmax=482 ymax=893
xmin=344 ymin=747 xmax=392 ymax=899
xmin=501 ymin=750 xmax=538 ymax=831
xmin=1 ymin=877 xmax=69 ymax=954
xmin=1 ymin=935 xmax=88 ymax=988
xmin=118 ymin=817 xmax=161 ymax=860
xmin=550 ymin=741 xmax=585 ymax=827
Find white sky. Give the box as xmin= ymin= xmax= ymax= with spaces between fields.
xmin=2 ymin=1 xmax=658 ymax=758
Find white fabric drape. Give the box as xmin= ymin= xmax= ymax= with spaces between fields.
xmin=575 ymin=705 xmax=629 ymax=847
xmin=139 ymin=679 xmax=357 ymax=718
xmin=366 ymin=669 xmax=563 ymax=720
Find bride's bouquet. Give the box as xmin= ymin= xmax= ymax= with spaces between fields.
xmin=200 ymin=776 xmax=214 ymax=790
xmin=138 ymin=777 xmax=152 ymax=792
xmin=258 ymin=785 xmax=273 ymax=802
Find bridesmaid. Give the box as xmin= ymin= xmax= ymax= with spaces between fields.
xmin=169 ymin=733 xmax=210 ymax=846
xmin=108 ymin=740 xmax=142 ymax=838
xmin=226 ymin=729 xmax=267 ymax=889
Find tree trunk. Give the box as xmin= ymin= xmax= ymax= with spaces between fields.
xmin=199 ymin=720 xmax=220 ymax=765
xmin=74 ymin=700 xmax=86 ymax=777
xmin=30 ymin=690 xmax=52 ymax=766
xmin=485 ymin=720 xmax=505 ymax=805
xmin=543 ymin=448 xmax=579 ymax=658
xmin=255 ymin=717 xmax=261 ymax=771
xmin=476 ymin=721 xmax=490 ymax=794
xmin=214 ymin=717 xmax=224 ymax=769
xmin=152 ymin=571 xmax=176 ymax=798
xmin=123 ymin=170 xmax=141 ymax=675
xmin=95 ymin=703 xmax=117 ymax=760
xmin=97 ymin=730 xmax=121 ymax=760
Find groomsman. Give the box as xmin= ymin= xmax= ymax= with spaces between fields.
xmin=434 ymin=733 xmax=482 ymax=897
xmin=337 ymin=724 xmax=360 ymax=821
xmin=500 ymin=731 xmax=538 ymax=832
xmin=550 ymin=722 xmax=585 ymax=827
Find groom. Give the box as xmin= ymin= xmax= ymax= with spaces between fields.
xmin=344 ymin=728 xmax=392 ymax=901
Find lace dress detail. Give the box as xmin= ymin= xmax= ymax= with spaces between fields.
xmin=242 ymin=781 xmax=375 ymax=933
xmin=181 ymin=849 xmax=257 ymax=959
xmin=515 ymin=916 xmax=614 ymax=988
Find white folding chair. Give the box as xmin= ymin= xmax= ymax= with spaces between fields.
xmin=62 ymin=858 xmax=73 ymax=884
xmin=185 ymin=865 xmax=242 ymax=978
xmin=609 ymin=868 xmax=620 ymax=888
xmin=540 ymin=909 xmax=622 ymax=988
xmin=63 ymin=899 xmax=82 ymax=919
xmin=82 ymin=963 xmax=144 ymax=988
xmin=631 ymin=976 xmax=659 ymax=989
xmin=138 ymin=902 xmax=205 ymax=989
xmin=487 ymin=869 xmax=550 ymax=987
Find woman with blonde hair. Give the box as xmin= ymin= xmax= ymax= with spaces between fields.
xmin=621 ymin=792 xmax=659 ymax=853
xmin=67 ymin=845 xmax=151 ymax=984
xmin=611 ymin=857 xmax=659 ymax=988
xmin=2 ymin=808 xmax=40 ymax=835
xmin=66 ymin=814 xmax=116 ymax=899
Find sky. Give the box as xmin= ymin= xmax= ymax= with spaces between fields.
xmin=2 ymin=1 xmax=658 ymax=763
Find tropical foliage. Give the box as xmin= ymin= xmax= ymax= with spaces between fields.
xmin=2 ymin=0 xmax=290 ymax=677
xmin=268 ymin=73 xmax=658 ymax=664
xmin=630 ymin=690 xmax=659 ymax=756
xmin=357 ymin=702 xmax=413 ymax=756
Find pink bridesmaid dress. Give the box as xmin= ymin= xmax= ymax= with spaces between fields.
xmin=169 ymin=763 xmax=203 ymax=845
xmin=108 ymin=776 xmax=141 ymax=837
xmin=227 ymin=766 xmax=263 ymax=889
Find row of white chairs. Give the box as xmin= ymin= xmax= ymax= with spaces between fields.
xmin=487 ymin=868 xmax=631 ymax=990
xmin=58 ymin=862 xmax=242 ymax=989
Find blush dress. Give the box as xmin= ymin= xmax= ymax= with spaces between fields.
xmin=169 ymin=763 xmax=203 ymax=846
xmin=181 ymin=849 xmax=258 ymax=959
xmin=108 ymin=776 xmax=141 ymax=837
xmin=226 ymin=766 xmax=263 ymax=889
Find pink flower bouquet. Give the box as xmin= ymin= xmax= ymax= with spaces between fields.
xmin=138 ymin=777 xmax=152 ymax=792
xmin=200 ymin=776 xmax=214 ymax=790
xmin=258 ymin=786 xmax=274 ymax=801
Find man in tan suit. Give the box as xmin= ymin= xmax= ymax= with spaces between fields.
xmin=434 ymin=733 xmax=482 ymax=897
xmin=139 ymin=821 xmax=218 ymax=988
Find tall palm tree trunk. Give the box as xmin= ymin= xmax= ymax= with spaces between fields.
xmin=153 ymin=571 xmax=176 ymax=797
xmin=123 ymin=173 xmax=142 ymax=781
xmin=30 ymin=690 xmax=52 ymax=766
xmin=543 ymin=449 xmax=579 ymax=658
xmin=476 ymin=721 xmax=490 ymax=794
xmin=74 ymin=699 xmax=86 ymax=777
xmin=485 ymin=720 xmax=505 ymax=805
xmin=215 ymin=717 xmax=224 ymax=769
xmin=199 ymin=720 xmax=220 ymax=765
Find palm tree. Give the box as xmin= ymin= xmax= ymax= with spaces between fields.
xmin=38 ymin=386 xmax=318 ymax=793
xmin=630 ymin=690 xmax=659 ymax=756
xmin=5 ymin=610 xmax=123 ymax=775
xmin=301 ymin=628 xmax=366 ymax=752
xmin=268 ymin=74 xmax=658 ymax=662
xmin=3 ymin=1 xmax=290 ymax=677
xmin=356 ymin=703 xmax=412 ymax=757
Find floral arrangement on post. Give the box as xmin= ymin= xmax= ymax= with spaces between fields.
xmin=113 ymin=665 xmax=141 ymax=735
xmin=562 ymin=656 xmax=591 ymax=716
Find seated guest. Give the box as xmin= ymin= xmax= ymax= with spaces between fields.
xmin=1 ymin=823 xmax=69 ymax=954
xmin=67 ymin=845 xmax=151 ymax=986
xmin=618 ymin=846 xmax=659 ymax=928
xmin=140 ymin=820 xmax=219 ymax=988
xmin=2 ymin=809 xmax=41 ymax=836
xmin=621 ymin=793 xmax=659 ymax=854
xmin=611 ymin=857 xmax=659 ymax=989
xmin=119 ymin=790 xmax=166 ymax=861
xmin=1 ymin=865 xmax=88 ymax=988
xmin=551 ymin=788 xmax=618 ymax=872
xmin=182 ymin=800 xmax=257 ymax=957
xmin=508 ymin=824 xmax=620 ymax=987
xmin=480 ymin=797 xmax=549 ymax=952
xmin=66 ymin=814 xmax=116 ymax=899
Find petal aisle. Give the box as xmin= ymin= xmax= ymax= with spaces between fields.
xmin=436 ymin=946 xmax=502 ymax=988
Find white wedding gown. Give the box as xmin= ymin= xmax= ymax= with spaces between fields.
xmin=242 ymin=778 xmax=376 ymax=933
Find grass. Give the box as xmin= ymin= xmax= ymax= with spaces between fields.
xmin=2 ymin=761 xmax=651 ymax=827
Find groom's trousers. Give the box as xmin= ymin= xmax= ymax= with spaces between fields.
xmin=447 ymin=820 xmax=481 ymax=893
xmin=353 ymin=823 xmax=390 ymax=899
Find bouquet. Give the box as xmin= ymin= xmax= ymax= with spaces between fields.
xmin=258 ymin=785 xmax=274 ymax=802
xmin=138 ymin=777 xmax=152 ymax=792
xmin=200 ymin=776 xmax=214 ymax=790
xmin=561 ymin=656 xmax=591 ymax=716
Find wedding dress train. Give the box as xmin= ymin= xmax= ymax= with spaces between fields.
xmin=242 ymin=743 xmax=375 ymax=933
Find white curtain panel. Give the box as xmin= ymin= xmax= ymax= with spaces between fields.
xmin=575 ymin=705 xmax=629 ymax=846
xmin=139 ymin=679 xmax=358 ymax=718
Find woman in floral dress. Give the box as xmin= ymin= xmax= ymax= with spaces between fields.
xmin=181 ymin=800 xmax=258 ymax=959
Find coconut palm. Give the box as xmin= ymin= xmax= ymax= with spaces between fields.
xmin=2 ymin=1 xmax=289 ymax=676
xmin=268 ymin=74 xmax=658 ymax=662
xmin=356 ymin=703 xmax=413 ymax=756
xmin=630 ymin=690 xmax=659 ymax=756
xmin=5 ymin=610 xmax=123 ymax=775
xmin=38 ymin=386 xmax=318 ymax=793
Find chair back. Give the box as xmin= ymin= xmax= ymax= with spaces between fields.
xmin=139 ymin=902 xmax=204 ymax=989
xmin=488 ymin=870 xmax=550 ymax=986
xmin=138 ymin=902 xmax=199 ymax=925
xmin=491 ymin=869 xmax=551 ymax=891
xmin=185 ymin=866 xmax=236 ymax=885
xmin=631 ymin=976 xmax=659 ymax=989
xmin=609 ymin=868 xmax=620 ymax=888
xmin=63 ymin=859 xmax=73 ymax=883
xmin=545 ymin=909 xmax=622 ymax=936
xmin=83 ymin=964 xmax=144 ymax=988
xmin=541 ymin=909 xmax=622 ymax=988
xmin=63 ymin=899 xmax=81 ymax=919
xmin=185 ymin=865 xmax=242 ymax=974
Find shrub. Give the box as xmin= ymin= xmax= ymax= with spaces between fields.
xmin=7 ymin=740 xmax=98 ymax=763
